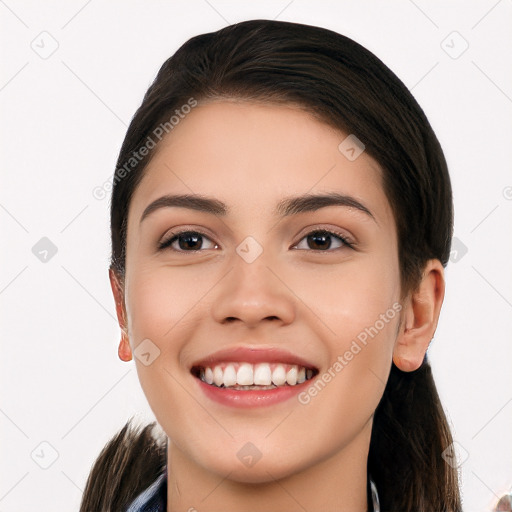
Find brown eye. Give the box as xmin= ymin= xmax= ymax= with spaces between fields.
xmin=158 ymin=231 xmax=218 ymax=252
xmin=293 ymin=230 xmax=351 ymax=251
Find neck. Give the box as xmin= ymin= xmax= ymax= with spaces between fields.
xmin=166 ymin=419 xmax=372 ymax=512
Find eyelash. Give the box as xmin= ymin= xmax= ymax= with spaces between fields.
xmin=157 ymin=228 xmax=354 ymax=253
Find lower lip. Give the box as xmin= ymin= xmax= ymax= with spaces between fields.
xmin=195 ymin=377 xmax=314 ymax=408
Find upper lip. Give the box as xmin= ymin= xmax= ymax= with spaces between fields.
xmin=190 ymin=346 xmax=319 ymax=370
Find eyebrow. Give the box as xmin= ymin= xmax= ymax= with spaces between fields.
xmin=140 ymin=192 xmax=376 ymax=223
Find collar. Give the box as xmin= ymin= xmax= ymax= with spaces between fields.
xmin=124 ymin=469 xmax=167 ymax=512
xmin=125 ymin=469 xmax=380 ymax=512
xmin=369 ymin=474 xmax=381 ymax=512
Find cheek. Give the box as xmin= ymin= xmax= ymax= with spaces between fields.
xmin=322 ymin=258 xmax=399 ymax=393
xmin=288 ymin=252 xmax=400 ymax=338
xmin=122 ymin=265 xmax=206 ymax=432
xmin=290 ymin=250 xmax=400 ymax=398
xmin=124 ymin=263 xmax=205 ymax=342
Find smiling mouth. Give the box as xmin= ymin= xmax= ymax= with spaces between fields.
xmin=191 ymin=362 xmax=318 ymax=390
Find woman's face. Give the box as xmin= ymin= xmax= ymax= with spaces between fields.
xmin=122 ymin=100 xmax=403 ymax=482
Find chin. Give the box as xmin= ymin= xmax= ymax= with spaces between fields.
xmin=197 ymin=446 xmax=309 ymax=484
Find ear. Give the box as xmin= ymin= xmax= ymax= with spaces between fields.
xmin=393 ymin=259 xmax=445 ymax=372
xmin=109 ymin=267 xmax=132 ymax=362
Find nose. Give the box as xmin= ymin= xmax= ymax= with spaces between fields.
xmin=211 ymin=252 xmax=296 ymax=328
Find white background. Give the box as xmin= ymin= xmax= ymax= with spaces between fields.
xmin=1 ymin=1 xmax=511 ymax=511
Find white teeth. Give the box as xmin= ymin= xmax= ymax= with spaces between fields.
xmin=204 ymin=367 xmax=214 ymax=385
xmin=271 ymin=365 xmax=287 ymax=386
xmin=224 ymin=364 xmax=237 ymax=387
xmin=198 ymin=362 xmax=315 ymax=388
xmin=237 ymin=363 xmax=253 ymax=385
xmin=286 ymin=366 xmax=298 ymax=385
xmin=254 ymin=363 xmax=272 ymax=385
xmin=213 ymin=366 xmax=223 ymax=387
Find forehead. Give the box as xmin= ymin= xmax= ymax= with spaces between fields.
xmin=128 ymin=100 xmax=395 ymax=229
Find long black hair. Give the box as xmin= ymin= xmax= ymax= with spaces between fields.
xmin=81 ymin=19 xmax=461 ymax=511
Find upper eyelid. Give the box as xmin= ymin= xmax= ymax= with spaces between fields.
xmin=292 ymin=225 xmax=353 ymax=245
xmin=292 ymin=229 xmax=353 ymax=250
xmin=158 ymin=228 xmax=215 ymax=249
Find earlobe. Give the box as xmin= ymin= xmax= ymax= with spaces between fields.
xmin=118 ymin=333 xmax=133 ymax=362
xmin=393 ymin=259 xmax=445 ymax=372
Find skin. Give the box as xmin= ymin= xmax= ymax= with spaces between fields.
xmin=110 ymin=100 xmax=445 ymax=512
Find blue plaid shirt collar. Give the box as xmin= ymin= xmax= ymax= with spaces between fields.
xmin=124 ymin=469 xmax=167 ymax=512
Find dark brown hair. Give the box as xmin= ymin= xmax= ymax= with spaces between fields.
xmin=81 ymin=19 xmax=461 ymax=511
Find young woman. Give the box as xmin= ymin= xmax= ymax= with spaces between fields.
xmin=80 ymin=19 xmax=462 ymax=512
